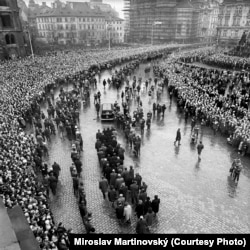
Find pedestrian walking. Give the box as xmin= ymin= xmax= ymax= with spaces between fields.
xmin=95 ymin=102 xmax=100 ymax=117
xmin=108 ymin=186 xmax=117 ymax=208
xmin=151 ymin=195 xmax=160 ymax=217
xmin=197 ymin=141 xmax=204 ymax=160
xmin=135 ymin=200 xmax=144 ymax=218
xmin=145 ymin=207 xmax=154 ymax=231
xmin=99 ymin=176 xmax=109 ymax=200
xmin=136 ymin=216 xmax=148 ymax=234
xmin=52 ymin=162 xmax=61 ymax=180
xmin=116 ymin=202 xmax=124 ymax=224
xmin=48 ymin=173 xmax=57 ymax=195
xmin=174 ymin=128 xmax=181 ymax=146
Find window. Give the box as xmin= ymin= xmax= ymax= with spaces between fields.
xmin=0 ymin=0 xmax=8 ymax=6
xmin=0 ymin=14 xmax=13 ymax=28
xmin=82 ymin=18 xmax=85 ymax=22
xmin=223 ymin=30 xmax=227 ymax=37
xmin=58 ymin=33 xmax=64 ymax=38
xmin=5 ymin=34 xmax=10 ymax=44
xmin=57 ymin=18 xmax=62 ymax=23
xmin=177 ymin=24 xmax=182 ymax=34
xmin=224 ymin=16 xmax=230 ymax=26
xmin=65 ymin=17 xmax=68 ymax=22
xmin=70 ymin=17 xmax=75 ymax=22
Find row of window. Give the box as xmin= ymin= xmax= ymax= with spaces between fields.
xmin=37 ymin=17 xmax=122 ymax=25
xmin=39 ymin=31 xmax=123 ymax=38
xmin=221 ymin=29 xmax=241 ymax=38
xmin=38 ymin=24 xmax=123 ymax=31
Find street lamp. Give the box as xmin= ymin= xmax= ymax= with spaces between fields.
xmin=25 ymin=25 xmax=34 ymax=60
xmin=107 ymin=18 xmax=112 ymax=50
xmin=151 ymin=21 xmax=162 ymax=46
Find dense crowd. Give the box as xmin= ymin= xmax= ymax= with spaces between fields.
xmin=1 ymin=44 xmax=194 ymax=248
xmin=96 ymin=127 xmax=160 ymax=233
xmin=154 ymin=50 xmax=250 ymax=155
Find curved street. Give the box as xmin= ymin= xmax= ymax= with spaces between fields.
xmin=45 ymin=60 xmax=250 ymax=234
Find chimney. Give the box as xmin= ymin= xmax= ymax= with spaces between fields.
xmin=42 ymin=2 xmax=47 ymax=7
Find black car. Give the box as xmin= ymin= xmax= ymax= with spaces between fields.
xmin=101 ymin=103 xmax=115 ymax=121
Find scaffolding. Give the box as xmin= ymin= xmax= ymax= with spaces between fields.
xmin=125 ymin=0 xmax=203 ymax=44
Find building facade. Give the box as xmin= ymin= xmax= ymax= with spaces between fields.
xmin=35 ymin=2 xmax=124 ymax=45
xmin=217 ymin=0 xmax=250 ymax=46
xmin=127 ymin=0 xmax=204 ymax=44
xmin=126 ymin=0 xmax=220 ymax=44
xmin=0 ymin=0 xmax=26 ymax=59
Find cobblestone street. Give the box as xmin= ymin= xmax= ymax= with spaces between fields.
xmin=45 ymin=61 xmax=250 ymax=234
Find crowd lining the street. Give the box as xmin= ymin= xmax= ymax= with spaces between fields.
xmin=1 ymin=44 xmax=191 ymax=248
xmin=154 ymin=48 xmax=250 ymax=159
xmin=1 ymin=42 xmax=250 ymax=248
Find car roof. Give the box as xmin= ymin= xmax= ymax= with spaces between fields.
xmin=102 ymin=103 xmax=113 ymax=110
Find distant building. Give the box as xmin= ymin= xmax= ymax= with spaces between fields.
xmin=35 ymin=1 xmax=124 ymax=45
xmin=127 ymin=0 xmax=202 ymax=44
xmin=196 ymin=0 xmax=220 ymax=42
xmin=123 ymin=0 xmax=130 ymax=42
xmin=88 ymin=0 xmax=119 ymax=18
xmin=125 ymin=0 xmax=220 ymax=44
xmin=217 ymin=0 xmax=250 ymax=46
xmin=0 ymin=0 xmax=27 ymax=59
xmin=106 ymin=16 xmax=124 ymax=44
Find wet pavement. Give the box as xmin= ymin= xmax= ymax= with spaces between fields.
xmin=45 ymin=60 xmax=250 ymax=234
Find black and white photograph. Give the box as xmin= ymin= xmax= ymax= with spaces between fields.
xmin=0 ymin=0 xmax=250 ymax=249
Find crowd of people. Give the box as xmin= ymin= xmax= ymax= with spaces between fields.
xmin=1 ymin=44 xmax=193 ymax=248
xmin=96 ymin=127 xmax=160 ymax=233
xmin=154 ymin=49 xmax=250 ymax=158
xmin=1 ymin=39 xmax=248 ymax=246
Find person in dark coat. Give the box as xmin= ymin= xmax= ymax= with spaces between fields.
xmin=79 ymin=200 xmax=87 ymax=219
xmin=197 ymin=141 xmax=204 ymax=160
xmin=135 ymin=200 xmax=144 ymax=218
xmin=110 ymin=169 xmax=117 ymax=187
xmin=48 ymin=172 xmax=57 ymax=195
xmin=138 ymin=189 xmax=147 ymax=203
xmin=75 ymin=159 xmax=82 ymax=177
xmin=99 ymin=176 xmax=109 ymax=199
xmin=135 ymin=173 xmax=142 ymax=188
xmin=174 ymin=128 xmax=181 ymax=146
xmin=52 ymin=162 xmax=61 ymax=180
xmin=108 ymin=186 xmax=117 ymax=208
xmin=72 ymin=169 xmax=79 ymax=197
xmin=130 ymin=180 xmax=139 ymax=204
xmin=136 ymin=216 xmax=148 ymax=234
xmin=119 ymin=183 xmax=128 ymax=201
xmin=144 ymin=196 xmax=152 ymax=215
xmin=151 ymin=195 xmax=160 ymax=216
xmin=116 ymin=202 xmax=124 ymax=223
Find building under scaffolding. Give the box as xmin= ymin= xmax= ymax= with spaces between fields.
xmin=124 ymin=0 xmax=204 ymax=44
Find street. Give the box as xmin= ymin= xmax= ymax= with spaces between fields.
xmin=45 ymin=60 xmax=250 ymax=234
